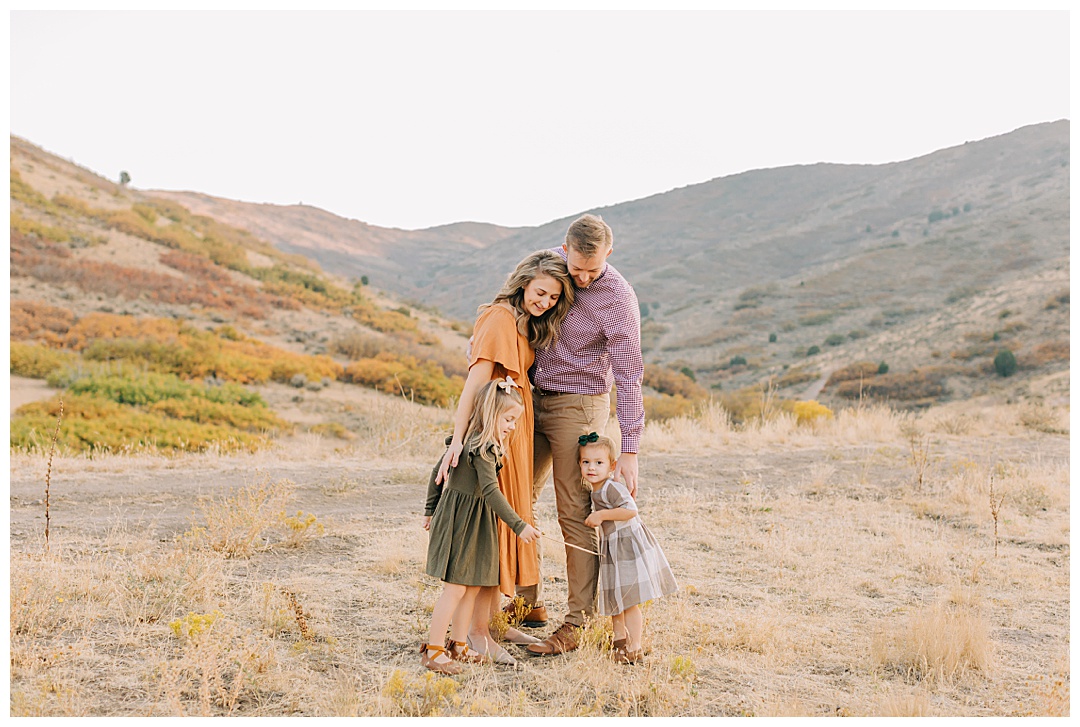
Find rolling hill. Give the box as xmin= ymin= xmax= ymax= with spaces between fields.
xmin=146 ymin=121 xmax=1070 ymax=409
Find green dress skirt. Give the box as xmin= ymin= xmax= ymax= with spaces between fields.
xmin=425 ymin=435 xmax=527 ymax=586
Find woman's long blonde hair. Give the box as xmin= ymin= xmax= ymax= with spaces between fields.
xmin=465 ymin=378 xmax=524 ymax=462
xmin=479 ymin=250 xmax=574 ymax=350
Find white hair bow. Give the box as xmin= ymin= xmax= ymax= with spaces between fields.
xmin=496 ymin=375 xmax=519 ymax=391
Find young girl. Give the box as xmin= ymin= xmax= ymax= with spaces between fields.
xmin=421 ymin=379 xmax=541 ymax=674
xmin=580 ymin=432 xmax=677 ymax=664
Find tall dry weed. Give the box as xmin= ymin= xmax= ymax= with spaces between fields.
xmin=875 ymin=689 xmax=932 ymax=716
xmin=641 ymin=400 xmax=732 ymax=452
xmin=829 ymin=402 xmax=903 ymax=443
xmin=187 ymin=475 xmax=295 ymax=557
xmin=872 ymin=601 xmax=991 ymax=683
xmin=158 ymin=614 xmax=277 ymax=716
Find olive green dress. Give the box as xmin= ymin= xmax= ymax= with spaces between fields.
xmin=425 ymin=434 xmax=527 ymax=586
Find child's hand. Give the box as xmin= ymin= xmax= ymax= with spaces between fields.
xmin=435 ymin=441 xmax=464 ymax=485
xmin=518 ymin=524 xmax=540 ymax=543
xmin=422 ymin=515 xmax=432 ymax=531
xmin=584 ymin=512 xmax=604 ymax=528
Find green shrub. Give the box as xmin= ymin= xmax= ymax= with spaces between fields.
xmin=825 ymin=334 xmax=846 ymax=346
xmin=878 ymin=361 xmax=889 ymax=374
xmin=993 ymin=350 xmax=1018 ymax=378
xmin=806 ymin=346 xmax=821 ymax=356
xmin=11 ymin=393 xmax=274 ymax=454
xmin=729 ymin=355 xmax=748 ymax=367
xmin=10 ymin=367 xmax=287 ymax=454
xmin=10 ymin=342 xmax=77 ymax=379
xmin=768 ymin=332 xmax=777 ymax=343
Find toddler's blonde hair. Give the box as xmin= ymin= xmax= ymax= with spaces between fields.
xmin=578 ymin=433 xmax=619 ymax=490
xmin=578 ymin=433 xmax=619 ymax=463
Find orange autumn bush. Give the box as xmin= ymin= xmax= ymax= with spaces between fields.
xmin=343 ymin=352 xmax=462 ymax=406
xmin=10 ymin=300 xmax=77 ymax=345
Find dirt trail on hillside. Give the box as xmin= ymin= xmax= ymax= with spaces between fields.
xmin=8 ymin=376 xmax=59 ymax=415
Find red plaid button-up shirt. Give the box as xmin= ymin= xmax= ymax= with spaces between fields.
xmin=532 ymin=248 xmax=644 ymax=453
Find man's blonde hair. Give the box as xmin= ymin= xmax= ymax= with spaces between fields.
xmin=565 ymin=214 xmax=613 ymax=257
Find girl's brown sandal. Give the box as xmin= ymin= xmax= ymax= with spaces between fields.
xmin=611 ymin=641 xmax=643 ymax=664
xmin=446 ymin=639 xmax=491 ymax=664
xmin=421 ymin=643 xmax=464 ymax=674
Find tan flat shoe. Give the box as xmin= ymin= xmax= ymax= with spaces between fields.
xmin=469 ymin=635 xmax=519 ymax=668
xmin=500 ymin=626 xmax=542 ymax=645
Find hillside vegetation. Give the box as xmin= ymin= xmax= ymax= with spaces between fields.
xmin=153 ymin=122 xmax=1069 ymax=417
xmin=9 ymin=137 xmax=469 ymax=453
xmin=7 ymin=129 xmax=1069 ymax=718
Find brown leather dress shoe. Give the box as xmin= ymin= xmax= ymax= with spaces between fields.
xmin=526 ymin=622 xmax=581 ymax=656
xmin=502 ymin=598 xmax=548 ymax=627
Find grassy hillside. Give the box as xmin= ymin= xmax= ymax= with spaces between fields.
xmin=417 ymin=121 xmax=1069 ymax=409
xmin=130 ymin=122 xmax=1069 ymax=416
xmin=9 ymin=136 xmax=470 ymax=453
xmin=10 ymin=122 xmax=1070 ymax=451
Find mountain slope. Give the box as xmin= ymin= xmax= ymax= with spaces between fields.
xmin=149 ymin=191 xmax=522 ymax=296
xmin=12 ymin=120 xmax=1069 ymax=411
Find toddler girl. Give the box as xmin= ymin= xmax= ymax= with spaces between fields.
xmin=421 ymin=379 xmax=540 ymax=674
xmin=580 ymin=432 xmax=677 ymax=664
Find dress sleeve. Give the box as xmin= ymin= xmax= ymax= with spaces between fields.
xmin=424 ymin=458 xmax=442 ymax=517
xmin=469 ymin=306 xmax=524 ymax=379
xmin=607 ymin=480 xmax=639 ymax=513
xmin=424 ymin=435 xmax=454 ymax=517
xmin=470 ymin=446 xmax=527 ymax=535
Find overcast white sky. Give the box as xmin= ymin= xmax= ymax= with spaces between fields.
xmin=8 ymin=9 xmax=1071 ymax=231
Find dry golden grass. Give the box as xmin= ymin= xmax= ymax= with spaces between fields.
xmin=8 ymin=396 xmax=1070 ymax=716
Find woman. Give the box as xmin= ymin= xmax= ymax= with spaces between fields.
xmin=434 ymin=249 xmax=574 ymax=665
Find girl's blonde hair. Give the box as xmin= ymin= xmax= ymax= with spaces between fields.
xmin=479 ymin=249 xmax=574 ymax=350
xmin=464 ymin=378 xmax=524 ymax=462
xmin=578 ymin=433 xmax=619 ymax=463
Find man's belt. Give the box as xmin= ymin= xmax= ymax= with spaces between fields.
xmin=533 ymin=386 xmax=566 ymax=397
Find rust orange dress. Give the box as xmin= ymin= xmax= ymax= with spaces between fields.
xmin=469 ymin=303 xmax=540 ymax=596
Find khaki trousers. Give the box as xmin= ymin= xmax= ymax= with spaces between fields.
xmin=520 ymin=391 xmax=610 ymax=627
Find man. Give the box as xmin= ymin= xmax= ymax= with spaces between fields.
xmin=516 ymin=213 xmax=645 ymax=656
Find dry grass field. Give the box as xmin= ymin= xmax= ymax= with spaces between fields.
xmin=8 ymin=396 xmax=1069 ymax=717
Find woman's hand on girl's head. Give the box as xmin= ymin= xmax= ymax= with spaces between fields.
xmin=518 ymin=524 xmax=540 ymax=543
xmin=435 ymin=441 xmax=464 ymax=485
